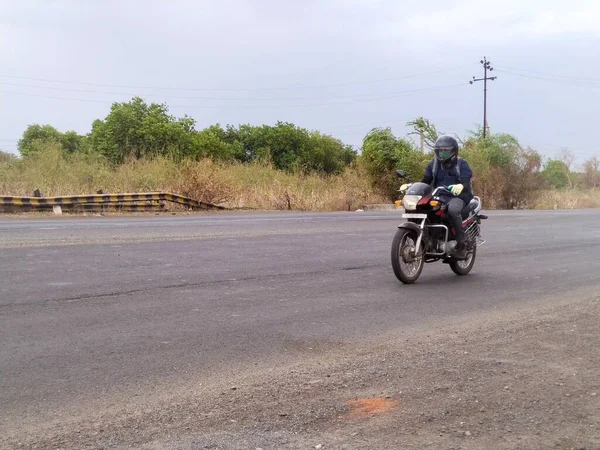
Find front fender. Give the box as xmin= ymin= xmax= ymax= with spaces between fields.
xmin=397 ymin=221 xmax=428 ymax=253
xmin=397 ymin=221 xmax=422 ymax=233
xmin=398 ymin=220 xmax=428 ymax=243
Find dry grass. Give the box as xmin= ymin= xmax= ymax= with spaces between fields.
xmin=0 ymin=145 xmax=385 ymax=211
xmin=172 ymin=159 xmax=385 ymax=211
xmin=2 ymin=145 xmax=599 ymax=211
xmin=532 ymin=188 xmax=600 ymax=210
xmin=0 ymin=144 xmax=181 ymax=196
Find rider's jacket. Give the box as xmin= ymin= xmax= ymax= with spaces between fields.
xmin=422 ymin=158 xmax=473 ymax=203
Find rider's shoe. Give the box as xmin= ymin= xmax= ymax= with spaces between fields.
xmin=453 ymin=243 xmax=468 ymax=260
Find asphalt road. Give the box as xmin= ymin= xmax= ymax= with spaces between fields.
xmin=1 ymin=210 xmax=600 ymax=447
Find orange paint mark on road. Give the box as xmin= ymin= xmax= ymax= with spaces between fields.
xmin=345 ymin=397 xmax=398 ymax=418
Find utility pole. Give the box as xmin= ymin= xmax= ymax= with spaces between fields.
xmin=419 ymin=130 xmax=424 ymax=153
xmin=470 ymin=57 xmax=497 ymax=138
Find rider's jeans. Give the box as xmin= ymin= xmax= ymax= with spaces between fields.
xmin=447 ymin=198 xmax=467 ymax=245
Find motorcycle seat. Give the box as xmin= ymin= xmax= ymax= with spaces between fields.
xmin=461 ymin=198 xmax=481 ymax=219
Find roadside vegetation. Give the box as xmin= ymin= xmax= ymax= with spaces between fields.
xmin=1 ymin=97 xmax=598 ymax=211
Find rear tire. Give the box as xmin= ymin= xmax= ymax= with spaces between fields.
xmin=449 ymin=244 xmax=477 ymax=276
xmin=391 ymin=228 xmax=424 ymax=284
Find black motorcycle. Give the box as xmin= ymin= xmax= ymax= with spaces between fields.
xmin=391 ymin=170 xmax=487 ymax=284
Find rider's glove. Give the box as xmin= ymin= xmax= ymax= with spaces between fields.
xmin=449 ymin=184 xmax=464 ymax=195
xmin=399 ymin=183 xmax=412 ymax=192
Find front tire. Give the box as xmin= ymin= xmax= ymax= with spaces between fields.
xmin=391 ymin=228 xmax=425 ymax=284
xmin=449 ymin=244 xmax=477 ymax=276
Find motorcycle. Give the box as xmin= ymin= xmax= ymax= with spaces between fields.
xmin=391 ymin=170 xmax=488 ymax=284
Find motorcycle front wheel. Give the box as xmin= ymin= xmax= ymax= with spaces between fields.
xmin=391 ymin=228 xmax=424 ymax=284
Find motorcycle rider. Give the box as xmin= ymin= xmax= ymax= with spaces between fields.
xmin=401 ymin=135 xmax=473 ymax=260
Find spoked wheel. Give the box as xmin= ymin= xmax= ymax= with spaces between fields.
xmin=391 ymin=228 xmax=424 ymax=284
xmin=449 ymin=244 xmax=477 ymax=276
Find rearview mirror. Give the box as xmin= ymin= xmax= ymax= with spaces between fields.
xmin=395 ymin=170 xmax=407 ymax=178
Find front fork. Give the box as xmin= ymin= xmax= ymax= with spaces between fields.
xmin=412 ymin=218 xmax=428 ymax=256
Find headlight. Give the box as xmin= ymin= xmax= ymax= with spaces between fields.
xmin=402 ymin=195 xmax=421 ymax=210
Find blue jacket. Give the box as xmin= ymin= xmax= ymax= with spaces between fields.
xmin=422 ymin=158 xmax=473 ymax=203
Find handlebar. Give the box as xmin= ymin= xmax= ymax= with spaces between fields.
xmin=399 ymin=185 xmax=455 ymax=196
xmin=432 ymin=186 xmax=453 ymax=196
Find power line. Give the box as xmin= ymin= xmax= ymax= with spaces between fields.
xmin=0 ymin=80 xmax=468 ymax=102
xmin=0 ymin=65 xmax=470 ymax=92
xmin=494 ymin=69 xmax=600 ymax=87
xmin=1 ymin=90 xmax=110 ymax=104
xmin=495 ymin=66 xmax=600 ymax=83
xmin=0 ymin=83 xmax=469 ymax=109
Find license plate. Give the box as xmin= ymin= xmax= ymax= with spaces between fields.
xmin=402 ymin=213 xmax=427 ymax=219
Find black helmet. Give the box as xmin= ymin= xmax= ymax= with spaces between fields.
xmin=434 ymin=135 xmax=459 ymax=166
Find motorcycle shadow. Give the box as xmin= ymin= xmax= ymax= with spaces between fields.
xmin=391 ymin=271 xmax=489 ymax=287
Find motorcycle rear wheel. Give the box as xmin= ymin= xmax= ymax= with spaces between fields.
xmin=391 ymin=228 xmax=424 ymax=284
xmin=449 ymin=244 xmax=477 ymax=276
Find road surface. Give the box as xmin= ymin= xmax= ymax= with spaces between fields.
xmin=1 ymin=210 xmax=599 ymax=449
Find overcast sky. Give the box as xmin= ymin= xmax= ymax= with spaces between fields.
xmin=1 ymin=0 xmax=599 ymax=163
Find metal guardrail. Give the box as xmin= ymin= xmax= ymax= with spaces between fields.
xmin=0 ymin=192 xmax=226 ymax=212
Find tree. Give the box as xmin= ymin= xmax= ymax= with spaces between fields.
xmin=461 ymin=133 xmax=543 ymax=209
xmin=302 ymin=132 xmax=356 ymax=175
xmin=88 ymin=97 xmax=199 ymax=163
xmin=361 ymin=127 xmax=428 ymax=199
xmin=542 ymin=160 xmax=570 ymax=189
xmin=18 ymin=124 xmax=62 ymax=156
xmin=407 ymin=117 xmax=439 ymax=152
xmin=582 ymin=156 xmax=600 ymax=188
xmin=261 ymin=122 xmax=311 ymax=171
xmin=18 ymin=124 xmax=87 ymax=156
xmin=15 ymin=97 xmax=357 ymax=173
xmin=190 ymin=128 xmax=244 ymax=161
xmin=0 ymin=150 xmax=18 ymax=163
xmin=60 ymin=131 xmax=86 ymax=154
xmin=207 ymin=122 xmax=355 ymax=174
xmin=557 ymin=148 xmax=575 ymax=188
